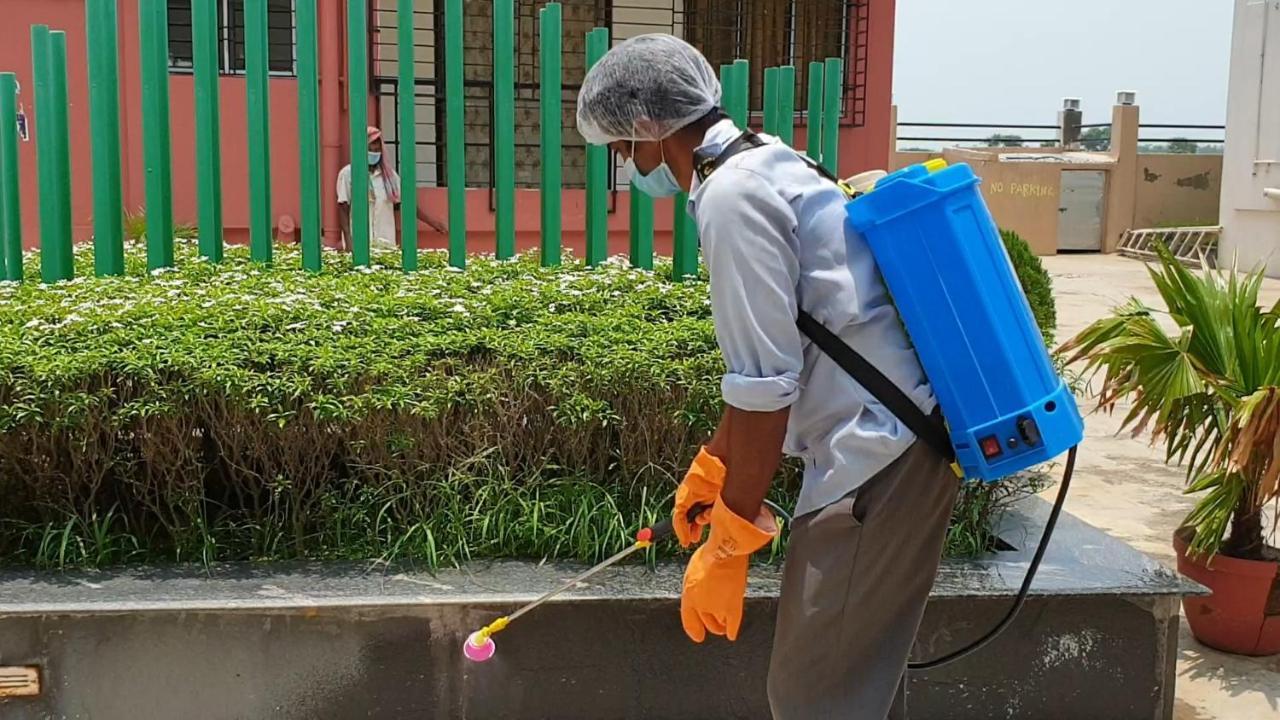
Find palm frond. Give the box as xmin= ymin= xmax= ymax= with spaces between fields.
xmin=1066 ymin=245 xmax=1279 ymax=558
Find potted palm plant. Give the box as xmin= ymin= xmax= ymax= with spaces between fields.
xmin=1062 ymin=246 xmax=1280 ymax=656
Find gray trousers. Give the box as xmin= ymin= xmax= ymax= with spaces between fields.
xmin=767 ymin=441 xmax=960 ymax=720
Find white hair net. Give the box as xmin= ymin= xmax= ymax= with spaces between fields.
xmin=576 ymin=34 xmax=721 ymax=145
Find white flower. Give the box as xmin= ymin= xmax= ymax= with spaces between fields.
xmin=450 ymin=304 xmax=467 ymax=313
xmin=23 ymin=319 xmax=42 ymax=329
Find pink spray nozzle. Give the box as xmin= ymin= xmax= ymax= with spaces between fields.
xmin=463 ymin=631 xmax=497 ymax=663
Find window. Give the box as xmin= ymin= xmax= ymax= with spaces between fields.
xmin=685 ymin=0 xmax=866 ymax=126
xmin=370 ymin=0 xmax=866 ymax=190
xmin=168 ymin=0 xmax=297 ymax=76
xmin=372 ymin=0 xmax=607 ymax=190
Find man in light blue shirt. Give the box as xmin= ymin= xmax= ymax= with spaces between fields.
xmin=578 ymin=35 xmax=960 ymax=720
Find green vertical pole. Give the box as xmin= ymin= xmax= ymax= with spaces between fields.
xmin=585 ymin=27 xmax=609 ymax=267
xmin=806 ymin=61 xmax=824 ymax=162
xmin=763 ymin=67 xmax=779 ymax=135
xmin=348 ymin=0 xmax=370 ymax=266
xmin=444 ymin=0 xmax=465 ymax=268
xmin=539 ymin=3 xmax=562 ymax=267
xmin=296 ymin=0 xmax=321 ymax=271
xmin=87 ymin=0 xmax=124 ymax=276
xmin=398 ymin=0 xmax=418 ymax=272
xmin=0 ymin=73 xmax=21 ymax=281
xmin=193 ymin=0 xmax=224 ymax=262
xmin=245 ymin=0 xmax=272 ymax=263
xmin=672 ymin=193 xmax=697 ymax=281
xmin=822 ymin=57 xmax=844 ymax=176
xmin=139 ymin=0 xmax=173 ymax=270
xmin=778 ymin=65 xmax=796 ymax=147
xmin=629 ymin=187 xmax=653 ymax=270
xmin=732 ymin=58 xmax=749 ymax=128
xmin=493 ymin=0 xmax=515 ymax=260
xmin=672 ymin=195 xmax=689 ymax=280
xmin=30 ymin=26 xmax=53 ymax=280
xmin=36 ymin=31 xmax=73 ymax=282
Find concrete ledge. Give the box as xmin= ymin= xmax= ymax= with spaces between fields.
xmin=0 ymin=499 xmax=1202 ymax=719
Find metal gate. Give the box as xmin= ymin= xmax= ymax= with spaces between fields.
xmin=1057 ymin=170 xmax=1105 ymax=252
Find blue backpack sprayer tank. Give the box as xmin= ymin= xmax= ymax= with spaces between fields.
xmin=842 ymin=157 xmax=1085 ymax=668
xmin=464 ymin=144 xmax=1084 ymax=671
xmin=846 ymin=159 xmax=1083 ymax=482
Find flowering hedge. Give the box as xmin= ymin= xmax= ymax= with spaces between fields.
xmin=0 ymin=237 xmax=1054 ymax=568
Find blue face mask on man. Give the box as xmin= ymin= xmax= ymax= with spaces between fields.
xmin=627 ymin=140 xmax=681 ymax=198
xmin=368 ymin=151 xmax=382 ymax=166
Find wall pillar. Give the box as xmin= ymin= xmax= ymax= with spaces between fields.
xmin=1103 ymin=98 xmax=1140 ymax=253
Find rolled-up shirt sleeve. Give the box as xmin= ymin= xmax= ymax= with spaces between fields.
xmin=696 ymin=167 xmax=804 ymax=413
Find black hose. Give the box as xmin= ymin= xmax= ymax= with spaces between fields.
xmin=908 ymin=445 xmax=1078 ymax=671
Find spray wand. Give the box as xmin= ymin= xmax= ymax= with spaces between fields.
xmin=463 ymin=507 xmax=703 ymax=662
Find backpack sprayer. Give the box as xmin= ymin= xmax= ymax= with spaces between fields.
xmin=844 ymin=158 xmax=1084 ymax=669
xmin=465 ymin=150 xmax=1084 ymax=670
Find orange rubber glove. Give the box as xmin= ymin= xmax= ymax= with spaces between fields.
xmin=672 ymin=447 xmax=726 ymax=548
xmin=680 ymin=497 xmax=778 ymax=643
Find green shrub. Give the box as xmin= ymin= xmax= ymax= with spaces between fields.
xmin=1001 ymin=229 xmax=1057 ymax=344
xmin=122 ymin=207 xmax=198 ymax=243
xmin=0 ymin=242 xmax=1046 ymax=569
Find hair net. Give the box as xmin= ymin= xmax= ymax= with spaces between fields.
xmin=576 ymin=34 xmax=721 ymax=145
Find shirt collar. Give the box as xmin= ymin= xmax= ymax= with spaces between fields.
xmin=689 ymin=118 xmax=741 ymax=196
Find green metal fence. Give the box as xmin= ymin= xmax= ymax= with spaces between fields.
xmin=0 ymin=2 xmax=848 ymax=285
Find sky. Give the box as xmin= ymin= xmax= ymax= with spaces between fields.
xmin=893 ymin=0 xmax=1236 ymax=143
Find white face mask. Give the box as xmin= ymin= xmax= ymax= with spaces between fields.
xmin=626 ymin=140 xmax=681 ymax=198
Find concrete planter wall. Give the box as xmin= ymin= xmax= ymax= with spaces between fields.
xmin=0 ymin=499 xmax=1201 ymax=720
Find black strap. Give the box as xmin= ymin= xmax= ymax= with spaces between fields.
xmin=796 ymin=311 xmax=955 ymax=462
xmin=699 ymin=130 xmax=956 ymax=463
xmin=694 ymin=131 xmax=766 ymax=183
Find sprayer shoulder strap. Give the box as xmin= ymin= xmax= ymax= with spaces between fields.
xmin=794 ymin=311 xmax=955 ymax=462
xmin=698 ymin=131 xmax=957 ymax=464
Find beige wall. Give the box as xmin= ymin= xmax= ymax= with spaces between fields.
xmin=888 ymin=104 xmax=1227 ymax=256
xmin=1134 ymin=154 xmax=1223 ymax=228
xmin=891 ymin=150 xmax=942 ymax=170
xmin=889 ymin=149 xmax=1067 ymax=255
xmin=944 ymin=151 xmax=1063 ymax=255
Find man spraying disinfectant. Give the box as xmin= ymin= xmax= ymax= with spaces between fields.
xmin=466 ymin=32 xmax=1082 ymax=717
xmin=576 ymin=36 xmax=959 ymax=719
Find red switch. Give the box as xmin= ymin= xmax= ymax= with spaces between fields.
xmin=980 ymin=435 xmax=1003 ymax=459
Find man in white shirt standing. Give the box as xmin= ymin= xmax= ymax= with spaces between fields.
xmin=337 ymin=126 xmax=446 ymax=252
xmin=577 ymin=35 xmax=960 ymax=720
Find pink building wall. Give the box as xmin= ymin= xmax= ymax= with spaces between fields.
xmin=4 ymin=0 xmax=896 ymax=256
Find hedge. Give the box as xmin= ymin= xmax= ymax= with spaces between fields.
xmin=0 ymin=234 xmax=1055 ymax=569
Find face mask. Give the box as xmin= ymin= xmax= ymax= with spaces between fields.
xmin=368 ymin=151 xmax=382 ymax=166
xmin=627 ymin=140 xmax=681 ymax=198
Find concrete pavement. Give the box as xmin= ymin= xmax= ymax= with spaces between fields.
xmin=1043 ymin=254 xmax=1279 ymax=720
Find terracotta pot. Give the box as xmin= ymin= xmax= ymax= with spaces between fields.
xmin=1174 ymin=527 xmax=1280 ymax=656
